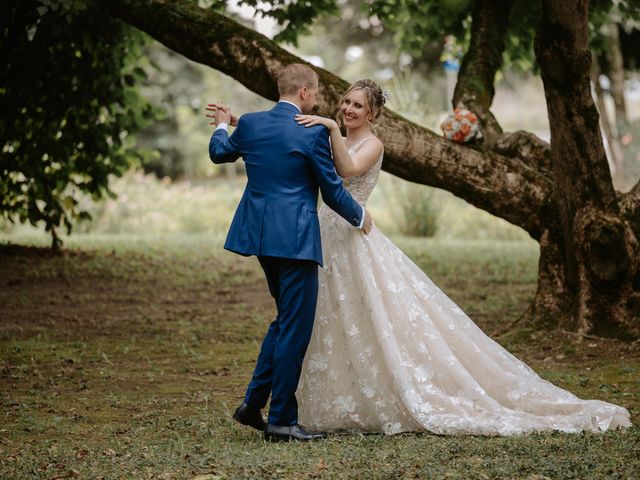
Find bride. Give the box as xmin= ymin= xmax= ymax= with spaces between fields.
xmin=292 ymin=79 xmax=631 ymax=435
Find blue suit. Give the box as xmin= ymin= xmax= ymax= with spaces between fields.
xmin=209 ymin=101 xmax=363 ymax=426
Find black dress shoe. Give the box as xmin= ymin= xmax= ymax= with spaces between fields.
xmin=233 ymin=403 xmax=266 ymax=431
xmin=264 ymin=423 xmax=326 ymax=442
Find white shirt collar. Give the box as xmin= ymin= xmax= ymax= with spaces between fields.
xmin=278 ymin=100 xmax=302 ymax=113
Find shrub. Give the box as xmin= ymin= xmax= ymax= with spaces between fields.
xmin=396 ymin=182 xmax=439 ymax=237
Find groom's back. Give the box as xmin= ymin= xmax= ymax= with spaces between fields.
xmin=239 ymin=107 xmax=322 ymax=199
xmin=222 ymin=102 xmax=328 ymax=263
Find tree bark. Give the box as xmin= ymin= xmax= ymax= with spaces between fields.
xmin=452 ymin=0 xmax=513 ymax=140
xmin=534 ymin=0 xmax=639 ymax=336
xmin=88 ymin=0 xmax=639 ymax=337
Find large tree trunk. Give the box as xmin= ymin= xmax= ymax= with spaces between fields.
xmin=534 ymin=0 xmax=639 ymax=336
xmin=88 ymin=0 xmax=640 ymax=337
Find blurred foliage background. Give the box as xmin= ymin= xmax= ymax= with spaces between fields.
xmin=2 ymin=0 xmax=640 ymax=243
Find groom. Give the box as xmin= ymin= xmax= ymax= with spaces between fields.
xmin=208 ymin=63 xmax=372 ymax=441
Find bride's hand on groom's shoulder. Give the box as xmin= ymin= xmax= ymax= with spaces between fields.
xmin=295 ymin=114 xmax=338 ymax=132
xmin=205 ymin=103 xmax=238 ymax=127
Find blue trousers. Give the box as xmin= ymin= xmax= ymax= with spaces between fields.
xmin=244 ymin=256 xmax=319 ymax=426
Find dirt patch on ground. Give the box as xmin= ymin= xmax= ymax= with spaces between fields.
xmin=0 ymin=243 xmax=273 ymax=342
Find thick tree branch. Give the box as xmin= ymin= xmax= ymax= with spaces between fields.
xmin=492 ymin=130 xmax=552 ymax=172
xmin=375 ymin=119 xmax=553 ymax=239
xmin=452 ymin=0 xmax=514 ymax=139
xmin=603 ymin=23 xmax=628 ymax=124
xmin=592 ymin=52 xmax=623 ymax=175
xmin=452 ymin=0 xmax=552 ymax=166
xmin=89 ymin=0 xmax=553 ymax=237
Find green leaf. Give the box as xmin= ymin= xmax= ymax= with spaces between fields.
xmin=1 ymin=0 xmax=153 ymax=246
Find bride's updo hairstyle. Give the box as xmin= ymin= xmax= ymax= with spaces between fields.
xmin=336 ymin=79 xmax=387 ymax=128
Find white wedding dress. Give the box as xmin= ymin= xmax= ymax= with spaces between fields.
xmin=297 ymin=138 xmax=631 ymax=435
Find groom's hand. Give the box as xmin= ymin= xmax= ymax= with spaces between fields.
xmin=363 ymin=209 xmax=373 ymax=234
xmin=206 ymin=103 xmax=236 ymax=126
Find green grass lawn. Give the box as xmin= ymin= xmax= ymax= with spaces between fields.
xmin=0 ymin=233 xmax=638 ymax=479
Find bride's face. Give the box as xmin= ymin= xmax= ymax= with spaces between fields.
xmin=340 ymin=89 xmax=370 ymax=129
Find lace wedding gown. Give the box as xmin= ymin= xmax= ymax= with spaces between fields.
xmin=297 ymin=138 xmax=631 ymax=436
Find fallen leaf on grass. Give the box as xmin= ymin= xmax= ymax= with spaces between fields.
xmin=101 ymin=352 xmax=113 ymax=365
xmin=75 ymin=448 xmax=90 ymax=459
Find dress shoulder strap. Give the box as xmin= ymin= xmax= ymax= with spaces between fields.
xmin=348 ymin=136 xmax=373 ymax=153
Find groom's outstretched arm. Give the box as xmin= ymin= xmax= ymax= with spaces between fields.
xmin=209 ymin=116 xmax=244 ymax=164
xmin=309 ymin=128 xmax=364 ymax=228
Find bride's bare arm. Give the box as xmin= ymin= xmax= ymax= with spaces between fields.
xmin=296 ymin=115 xmax=384 ymax=179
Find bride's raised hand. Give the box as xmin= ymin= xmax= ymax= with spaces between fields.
xmin=295 ymin=114 xmax=339 ymax=132
xmin=205 ymin=102 xmax=239 ymax=127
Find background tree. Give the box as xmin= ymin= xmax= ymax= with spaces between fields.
xmin=135 ymin=43 xmax=209 ymax=180
xmin=87 ymin=0 xmax=640 ymax=339
xmin=0 ymin=0 xmax=156 ymax=248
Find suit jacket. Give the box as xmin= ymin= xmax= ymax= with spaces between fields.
xmin=209 ymin=101 xmax=363 ymax=266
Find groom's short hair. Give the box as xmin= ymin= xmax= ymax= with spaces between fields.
xmin=277 ymin=63 xmax=319 ymax=96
